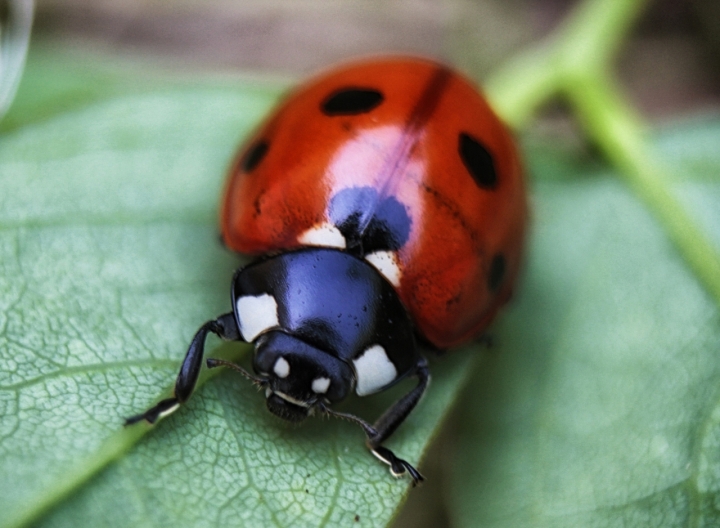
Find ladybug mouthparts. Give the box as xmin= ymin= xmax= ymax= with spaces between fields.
xmin=265 ymin=391 xmax=310 ymax=422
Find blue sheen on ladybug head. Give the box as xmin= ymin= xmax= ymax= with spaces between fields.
xmin=328 ymin=186 xmax=411 ymax=254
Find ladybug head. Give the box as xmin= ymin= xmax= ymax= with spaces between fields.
xmin=253 ymin=330 xmax=355 ymax=422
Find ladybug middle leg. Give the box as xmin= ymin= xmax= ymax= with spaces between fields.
xmin=124 ymin=312 xmax=240 ymax=425
xmin=321 ymin=357 xmax=430 ymax=485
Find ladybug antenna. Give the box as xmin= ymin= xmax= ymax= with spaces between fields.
xmin=206 ymin=358 xmax=267 ymax=387
xmin=316 ymin=402 xmax=379 ymax=439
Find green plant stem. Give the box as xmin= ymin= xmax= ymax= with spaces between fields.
xmin=484 ymin=45 xmax=558 ymax=129
xmin=487 ymin=0 xmax=651 ymax=128
xmin=567 ymin=75 xmax=720 ymax=303
xmin=487 ymin=0 xmax=720 ymax=307
xmin=556 ymin=0 xmax=650 ymax=73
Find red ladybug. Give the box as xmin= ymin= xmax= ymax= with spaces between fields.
xmin=126 ymin=57 xmax=528 ymax=485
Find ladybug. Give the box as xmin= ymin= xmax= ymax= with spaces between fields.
xmin=126 ymin=56 xmax=528 ymax=485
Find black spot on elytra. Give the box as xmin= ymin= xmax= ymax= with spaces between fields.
xmin=459 ymin=132 xmax=497 ymax=189
xmin=321 ymin=88 xmax=384 ymax=116
xmin=488 ymin=253 xmax=506 ymax=291
xmin=328 ymin=187 xmax=411 ymax=255
xmin=241 ymin=140 xmax=269 ymax=172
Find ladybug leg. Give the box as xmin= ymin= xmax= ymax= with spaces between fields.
xmin=365 ymin=357 xmax=430 ymax=485
xmin=370 ymin=446 xmax=425 ymax=485
xmin=319 ymin=357 xmax=430 ymax=485
xmin=124 ymin=312 xmax=240 ymax=426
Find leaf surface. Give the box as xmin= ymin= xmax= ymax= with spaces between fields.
xmin=449 ymin=119 xmax=720 ymax=527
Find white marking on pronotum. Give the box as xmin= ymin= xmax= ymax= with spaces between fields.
xmin=352 ymin=344 xmax=397 ymax=396
xmin=298 ymin=222 xmax=346 ymax=249
xmin=311 ymin=377 xmax=331 ymax=394
xmin=273 ymin=357 xmax=290 ymax=378
xmin=364 ymin=250 xmax=402 ymax=286
xmin=235 ymin=293 xmax=279 ymax=342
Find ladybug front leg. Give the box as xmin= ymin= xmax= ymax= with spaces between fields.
xmin=366 ymin=358 xmax=430 ymax=484
xmin=125 ymin=312 xmax=240 ymax=425
xmin=321 ymin=357 xmax=430 ymax=485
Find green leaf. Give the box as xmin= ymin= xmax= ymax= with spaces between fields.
xmin=0 ymin=59 xmax=478 ymax=527
xmin=449 ymin=119 xmax=720 ymax=527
